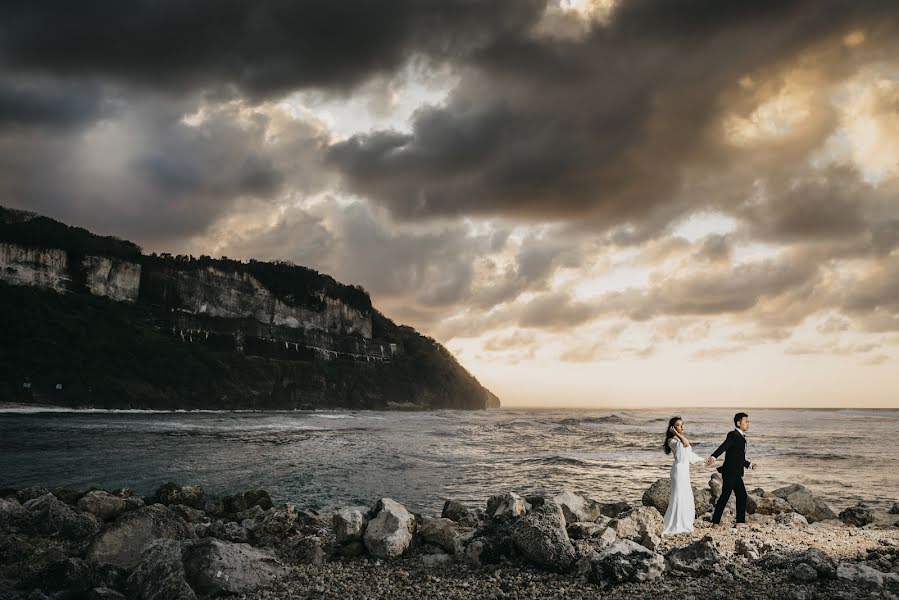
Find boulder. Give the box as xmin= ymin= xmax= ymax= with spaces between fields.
xmin=181 ymin=538 xmax=286 ymax=596
xmin=222 ymin=490 xmax=273 ymax=514
xmin=441 ymin=500 xmax=477 ymax=526
xmin=774 ymin=512 xmax=809 ymax=527
xmin=734 ymin=538 xmax=760 ymax=560
xmin=254 ymin=505 xmax=298 ymax=544
xmin=88 ymin=504 xmax=196 ymax=569
xmin=771 ymin=484 xmax=837 ymax=523
xmin=750 ymin=495 xmax=792 ymax=515
xmin=640 ymin=531 xmax=661 ymax=552
xmin=599 ymin=501 xmax=633 ymax=519
xmin=51 ymin=488 xmax=84 ymax=506
xmin=693 ymin=487 xmax=713 ymax=515
xmin=25 ymin=493 xmax=100 ymax=540
xmin=552 ymin=491 xmax=603 ymax=524
xmin=126 ymin=539 xmax=196 ymax=600
xmin=25 ymin=558 xmax=98 ymax=595
xmin=202 ymin=498 xmax=225 ymax=517
xmin=510 ymin=501 xmax=576 ymax=573
xmin=78 ymin=491 xmax=128 ymax=522
xmin=152 ymin=483 xmax=206 ymax=510
xmin=837 ymin=562 xmax=899 ymax=589
xmin=709 ymin=474 xmax=722 ymax=500
xmin=641 ymin=479 xmax=670 ymax=514
xmin=609 ymin=506 xmax=663 ymax=542
xmin=665 ymin=535 xmax=719 ymax=575
xmin=486 ymin=492 xmax=526 ymax=521
xmin=0 ymin=497 xmax=28 ymax=527
xmin=800 ymin=548 xmax=837 ymax=579
xmin=167 ymin=504 xmax=204 ymax=524
xmin=333 ymin=507 xmax=369 ymax=544
xmin=16 ymin=486 xmax=50 ymax=503
xmin=839 ymin=504 xmax=876 ymax=527
xmin=591 ymin=539 xmax=665 ymax=585
xmin=793 ymin=562 xmax=818 ymax=582
xmin=889 ymin=502 xmax=899 ymax=515
xmin=418 ymin=517 xmax=461 ymax=553
xmin=566 ymin=521 xmax=602 ymax=540
xmin=363 ymin=498 xmax=415 ymax=558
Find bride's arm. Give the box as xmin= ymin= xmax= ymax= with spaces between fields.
xmin=673 ymin=431 xmax=692 ymax=448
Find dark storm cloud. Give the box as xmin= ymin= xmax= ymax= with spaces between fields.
xmin=0 ymin=79 xmax=116 ymax=128
xmin=0 ymin=0 xmax=546 ymax=97
xmin=0 ymin=96 xmax=331 ymax=246
xmin=329 ymin=0 xmax=899 ymax=230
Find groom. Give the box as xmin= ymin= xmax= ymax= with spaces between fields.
xmin=705 ymin=412 xmax=757 ymax=528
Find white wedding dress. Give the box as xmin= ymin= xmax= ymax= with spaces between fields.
xmin=663 ymin=438 xmax=705 ymax=534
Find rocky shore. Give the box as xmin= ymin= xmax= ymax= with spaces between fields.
xmin=1 ymin=477 xmax=898 ymax=600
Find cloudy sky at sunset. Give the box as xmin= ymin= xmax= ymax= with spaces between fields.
xmin=2 ymin=1 xmax=898 ymax=407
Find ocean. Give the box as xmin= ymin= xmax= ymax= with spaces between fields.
xmin=1 ymin=407 xmax=896 ymax=515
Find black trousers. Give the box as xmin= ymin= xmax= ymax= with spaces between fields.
xmin=711 ymin=474 xmax=747 ymax=524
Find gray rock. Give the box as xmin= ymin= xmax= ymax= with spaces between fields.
xmin=168 ymin=505 xmax=205 ymax=524
xmin=16 ymin=486 xmax=50 ymax=503
xmin=463 ymin=538 xmax=486 ymax=567
xmin=123 ymin=497 xmax=146 ymax=512
xmin=181 ymin=538 xmax=286 ymax=596
xmin=220 ymin=521 xmax=250 ymax=544
xmin=591 ymin=539 xmax=665 ymax=585
xmin=126 ymin=538 xmax=196 ymax=600
xmin=566 ymin=521 xmax=601 ymax=540
xmin=801 ymin=548 xmax=837 ymax=579
xmin=420 ymin=553 xmax=453 ymax=568
xmin=734 ymin=538 xmax=760 ymax=560
xmin=510 ymin=501 xmax=576 ymax=573
xmin=609 ymin=506 xmax=663 ymax=542
xmin=665 ymin=534 xmax=719 ymax=575
xmin=889 ymin=502 xmax=899 ymax=515
xmin=441 ymin=500 xmax=477 ymax=526
xmin=486 ymin=492 xmax=526 ymax=521
xmin=88 ymin=504 xmax=196 ymax=569
xmin=709 ymin=473 xmax=722 ymax=500
xmin=837 ymin=562 xmax=899 ymax=589
xmin=333 ymin=507 xmax=369 ymax=543
xmin=78 ymin=491 xmax=128 ymax=522
xmin=771 ymin=484 xmax=837 ymax=523
xmin=693 ymin=487 xmax=713 ymax=515
xmin=153 ymin=483 xmax=206 ymax=510
xmin=839 ymin=504 xmax=876 ymax=527
xmin=641 ymin=479 xmax=670 ymax=514
xmin=552 ymin=491 xmax=603 ymax=524
xmin=254 ymin=505 xmax=297 ymax=545
xmin=202 ymin=498 xmax=225 ymax=517
xmin=793 ymin=562 xmax=818 ymax=582
xmin=363 ymin=498 xmax=415 ymax=558
xmin=25 ymin=493 xmax=100 ymax=540
xmin=640 ymin=531 xmax=661 ymax=552
xmin=0 ymin=497 xmax=27 ymax=527
xmin=418 ymin=517 xmax=461 ymax=553
xmin=599 ymin=501 xmax=633 ymax=519
xmin=752 ymin=495 xmax=792 ymax=515
xmin=775 ymin=512 xmax=809 ymax=527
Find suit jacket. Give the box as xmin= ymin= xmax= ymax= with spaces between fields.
xmin=712 ymin=429 xmax=751 ymax=479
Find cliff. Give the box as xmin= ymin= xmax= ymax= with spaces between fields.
xmin=0 ymin=206 xmax=500 ymax=410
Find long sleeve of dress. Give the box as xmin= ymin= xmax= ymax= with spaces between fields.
xmin=670 ymin=439 xmax=704 ymax=465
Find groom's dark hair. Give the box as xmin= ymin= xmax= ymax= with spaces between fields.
xmin=734 ymin=412 xmax=748 ymax=426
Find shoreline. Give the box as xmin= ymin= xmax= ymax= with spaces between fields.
xmin=2 ymin=480 xmax=897 ymax=599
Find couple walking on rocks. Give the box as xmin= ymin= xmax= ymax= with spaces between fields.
xmin=662 ymin=412 xmax=758 ymax=535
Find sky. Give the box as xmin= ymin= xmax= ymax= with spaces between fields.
xmin=1 ymin=0 xmax=898 ymax=408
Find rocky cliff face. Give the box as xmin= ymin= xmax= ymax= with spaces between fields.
xmin=0 ymin=206 xmax=499 ymax=410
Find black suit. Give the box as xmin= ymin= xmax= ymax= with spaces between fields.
xmin=710 ymin=429 xmax=752 ymax=524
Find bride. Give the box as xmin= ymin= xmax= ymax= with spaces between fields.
xmin=662 ymin=416 xmax=706 ymax=535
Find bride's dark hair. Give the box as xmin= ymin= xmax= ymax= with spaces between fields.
xmin=663 ymin=416 xmax=681 ymax=455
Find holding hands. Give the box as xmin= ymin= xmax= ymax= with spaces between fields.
xmin=704 ymin=456 xmax=716 ymax=466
